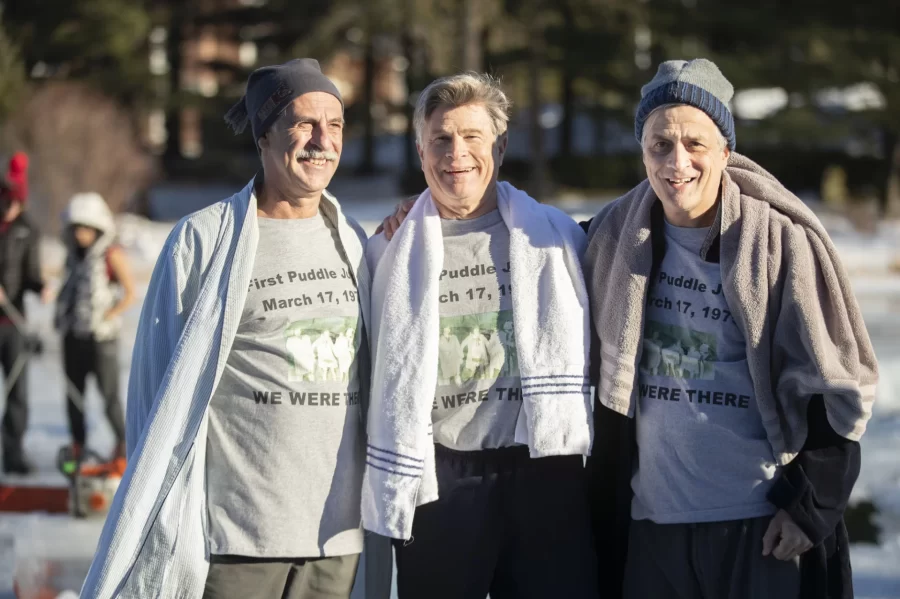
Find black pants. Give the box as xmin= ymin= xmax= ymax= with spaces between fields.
xmin=394 ymin=444 xmax=599 ymax=599
xmin=0 ymin=323 xmax=28 ymax=464
xmin=63 ymin=335 xmax=125 ymax=447
xmin=623 ymin=517 xmax=801 ymax=599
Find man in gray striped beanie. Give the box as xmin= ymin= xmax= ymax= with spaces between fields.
xmin=583 ymin=58 xmax=876 ymax=599
xmin=633 ymin=58 xmax=736 ymax=228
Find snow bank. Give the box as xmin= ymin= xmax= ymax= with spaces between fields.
xmin=5 ymin=206 xmax=900 ymax=598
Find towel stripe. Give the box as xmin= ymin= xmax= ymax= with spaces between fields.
xmin=521 ymin=374 xmax=588 ymax=381
xmin=601 ymin=358 xmax=630 ymax=378
xmin=521 ymin=382 xmax=591 ymax=390
xmin=366 ymin=452 xmax=424 ymax=471
xmin=522 ymin=389 xmax=591 ymax=397
xmin=367 ymin=444 xmax=425 ymax=463
xmin=366 ymin=461 xmax=422 ymax=478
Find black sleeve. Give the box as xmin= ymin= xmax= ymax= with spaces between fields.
xmin=586 ymin=402 xmax=634 ymax=599
xmin=23 ymin=227 xmax=44 ymax=294
xmin=586 ymin=316 xmax=634 ymax=598
xmin=766 ymin=395 xmax=861 ymax=545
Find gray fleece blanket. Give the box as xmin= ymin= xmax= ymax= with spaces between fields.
xmin=585 ymin=152 xmax=878 ymax=465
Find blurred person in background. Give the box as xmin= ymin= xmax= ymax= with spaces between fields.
xmin=55 ymin=192 xmax=135 ymax=466
xmin=81 ymin=59 xmax=387 ymax=599
xmin=0 ymin=151 xmax=49 ymax=475
xmin=584 ymin=58 xmax=878 ymax=599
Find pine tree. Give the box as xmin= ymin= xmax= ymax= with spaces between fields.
xmin=0 ymin=10 xmax=26 ymax=123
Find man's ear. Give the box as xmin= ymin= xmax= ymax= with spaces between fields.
xmin=258 ymin=133 xmax=270 ymax=151
xmin=416 ymin=142 xmax=425 ymax=171
xmin=496 ymin=133 xmax=509 ymax=166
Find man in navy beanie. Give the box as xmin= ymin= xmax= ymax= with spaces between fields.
xmin=583 ymin=58 xmax=876 ymax=599
xmin=81 ymin=59 xmax=390 ymax=599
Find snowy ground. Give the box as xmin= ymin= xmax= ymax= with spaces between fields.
xmin=0 ymin=196 xmax=898 ymax=598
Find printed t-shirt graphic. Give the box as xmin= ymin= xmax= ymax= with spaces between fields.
xmin=206 ymin=213 xmax=364 ymax=558
xmin=631 ymin=221 xmax=779 ymax=525
xmin=434 ymin=210 xmax=522 ymax=451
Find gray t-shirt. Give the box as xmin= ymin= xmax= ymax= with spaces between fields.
xmin=630 ymin=221 xmax=779 ymax=524
xmin=433 ymin=210 xmax=523 ymax=450
xmin=207 ymin=212 xmax=364 ymax=558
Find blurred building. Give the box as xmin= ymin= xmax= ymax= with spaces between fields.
xmin=146 ymin=0 xmax=407 ymax=163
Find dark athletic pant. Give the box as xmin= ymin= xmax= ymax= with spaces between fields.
xmin=394 ymin=444 xmax=599 ymax=599
xmin=203 ymin=554 xmax=360 ymax=599
xmin=623 ymin=517 xmax=801 ymax=599
xmin=63 ymin=334 xmax=125 ymax=447
xmin=0 ymin=323 xmax=28 ymax=464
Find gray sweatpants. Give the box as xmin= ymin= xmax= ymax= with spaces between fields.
xmin=623 ymin=517 xmax=801 ymax=599
xmin=202 ymin=554 xmax=360 ymax=599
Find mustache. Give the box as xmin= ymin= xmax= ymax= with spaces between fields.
xmin=295 ymin=149 xmax=338 ymax=161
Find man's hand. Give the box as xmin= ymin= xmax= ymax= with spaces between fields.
xmin=374 ymin=198 xmax=415 ymax=240
xmin=40 ymin=285 xmax=54 ymax=304
xmin=762 ymin=509 xmax=813 ymax=561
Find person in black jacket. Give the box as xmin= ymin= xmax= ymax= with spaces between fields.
xmin=582 ymin=59 xmax=875 ymax=599
xmin=0 ymin=152 xmax=48 ymax=475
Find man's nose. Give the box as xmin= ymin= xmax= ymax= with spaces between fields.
xmin=667 ymin=142 xmax=691 ymax=171
xmin=310 ymin=124 xmax=335 ymax=151
xmin=447 ymin=135 xmax=468 ymax=159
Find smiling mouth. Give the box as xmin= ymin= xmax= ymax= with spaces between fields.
xmin=445 ymin=167 xmax=475 ymax=174
xmin=667 ymin=177 xmax=696 ymax=188
xmin=300 ymin=158 xmax=328 ymax=167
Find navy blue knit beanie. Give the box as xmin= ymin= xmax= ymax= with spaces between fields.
xmin=224 ymin=58 xmax=343 ymax=142
xmin=635 ymin=59 xmax=736 ymax=150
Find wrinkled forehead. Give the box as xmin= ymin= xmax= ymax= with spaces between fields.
xmin=282 ymin=92 xmax=344 ymax=122
xmin=427 ymin=103 xmax=494 ymax=133
xmin=644 ymin=105 xmax=720 ymax=139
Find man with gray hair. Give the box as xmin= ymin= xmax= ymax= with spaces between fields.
xmin=364 ymin=72 xmax=598 ymax=598
xmin=584 ymin=58 xmax=878 ymax=599
xmin=81 ymin=59 xmax=378 ymax=599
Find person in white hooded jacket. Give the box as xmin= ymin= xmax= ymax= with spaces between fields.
xmin=55 ymin=192 xmax=136 ymax=463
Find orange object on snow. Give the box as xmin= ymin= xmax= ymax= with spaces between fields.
xmin=77 ymin=456 xmax=126 ymax=479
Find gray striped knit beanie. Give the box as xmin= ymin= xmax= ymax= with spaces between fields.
xmin=635 ymin=58 xmax=736 ymax=150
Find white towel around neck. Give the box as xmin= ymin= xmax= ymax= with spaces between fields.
xmin=362 ymin=181 xmax=593 ymax=539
